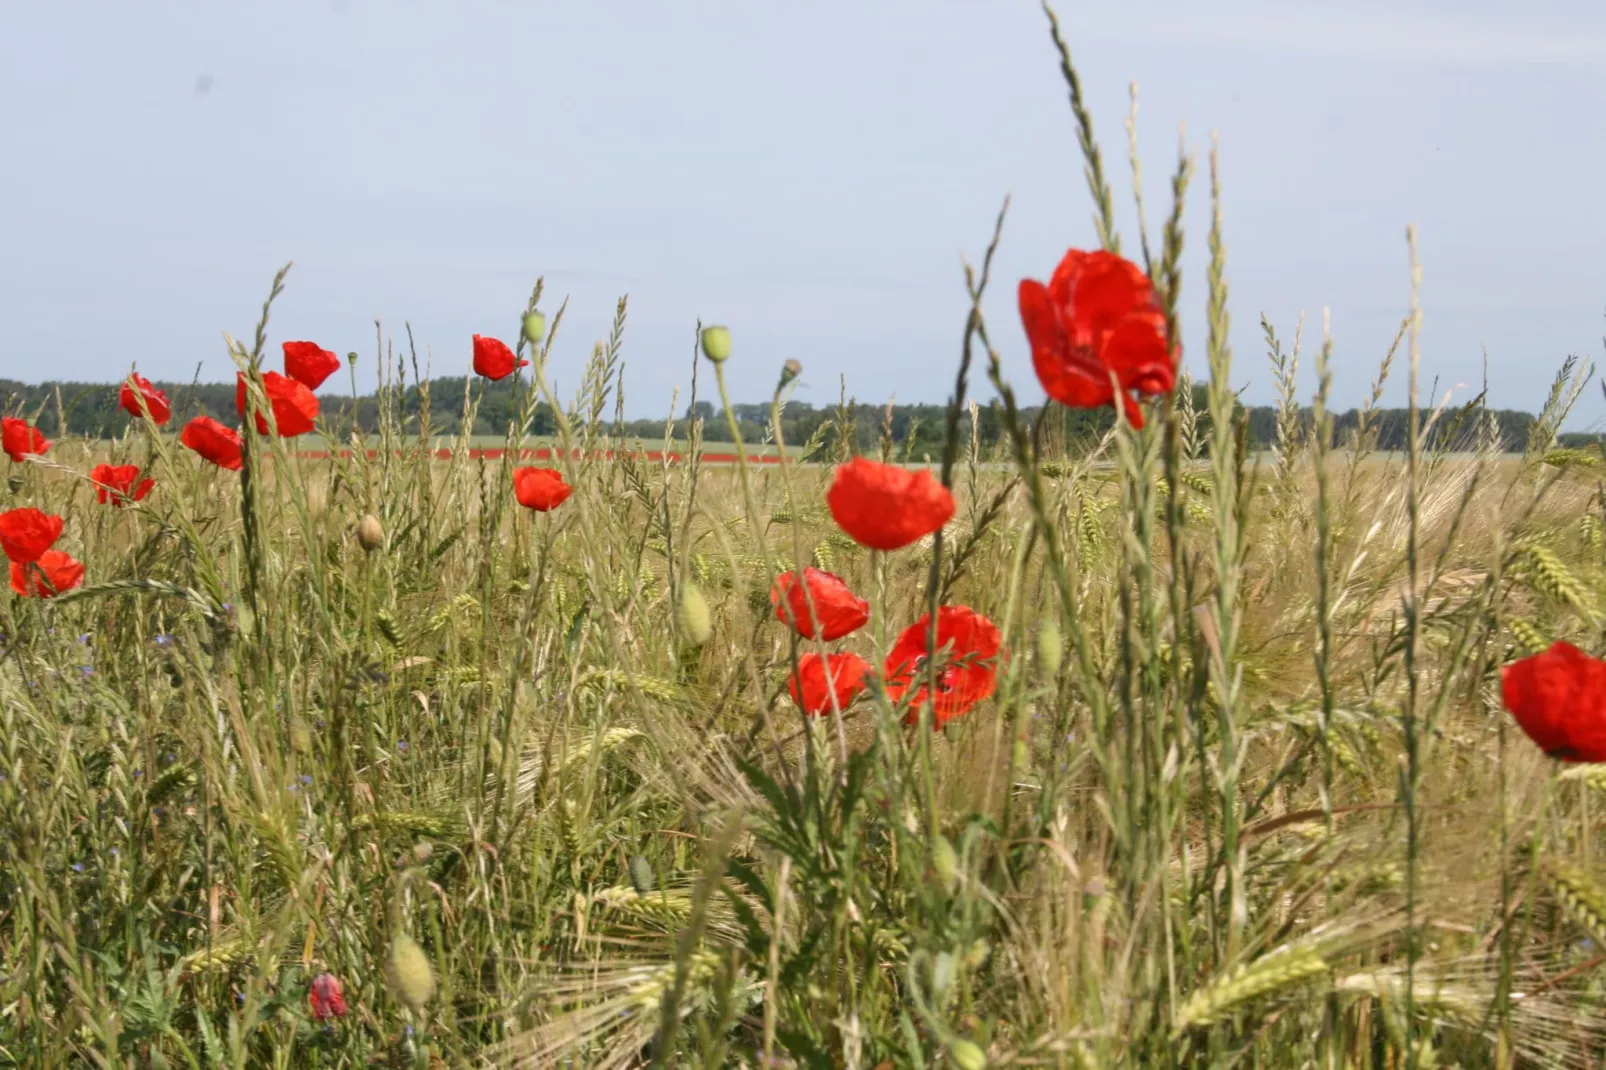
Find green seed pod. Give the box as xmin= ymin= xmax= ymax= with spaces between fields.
xmin=385 ymin=933 xmax=436 ymax=1011
xmin=931 ymin=833 xmax=959 ymax=896
xmin=629 ymin=854 xmax=655 ymax=894
xmin=356 ymin=513 xmax=384 ymax=553
xmin=6 ymin=475 xmax=22 ymax=494
xmin=346 ymin=351 xmax=359 ymax=365
xmin=1036 ymin=618 xmax=1063 ymax=677
xmin=522 ymin=311 xmax=547 ymax=347
xmin=948 ymin=1038 xmax=988 ymax=1070
xmin=677 ymin=583 xmax=712 ymax=646
xmin=778 ymin=358 xmax=802 ymax=389
xmin=700 ymin=325 xmax=732 ymax=364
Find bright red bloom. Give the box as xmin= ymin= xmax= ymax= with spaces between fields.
xmin=1 ymin=418 xmax=49 ymax=463
xmin=512 ymin=466 xmax=572 ymax=511
xmin=90 ymin=464 xmax=154 ymax=507
xmin=1018 ymin=249 xmax=1176 ymax=430
xmin=771 ymin=568 xmax=870 ymax=640
xmin=1501 ymin=641 xmax=1606 ymax=762
xmin=788 ymin=651 xmax=871 ymax=716
xmin=0 ymin=507 xmax=64 ymax=564
xmin=825 ymin=458 xmax=955 ymax=551
xmin=10 ymin=549 xmax=83 ymax=598
xmin=884 ymin=605 xmax=1003 ymax=728
xmin=283 ymin=341 xmax=341 ymax=390
xmin=180 ymin=416 xmax=244 ymax=471
xmin=236 ymin=372 xmax=319 ymax=437
xmin=119 ymin=374 xmax=171 ymax=425
xmin=307 ymin=972 xmax=348 ymax=1021
xmin=473 ymin=335 xmax=528 ymax=381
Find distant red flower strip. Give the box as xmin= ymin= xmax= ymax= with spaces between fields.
xmin=10 ymin=549 xmax=83 ymax=598
xmin=119 ymin=374 xmax=171 ymax=425
xmin=884 ymin=605 xmax=1003 ymax=729
xmin=825 ymin=458 xmax=955 ymax=551
xmin=1018 ymin=248 xmax=1176 ymax=429
xmin=473 ymin=335 xmax=528 ymax=381
xmin=236 ymin=372 xmax=319 ymax=437
xmin=512 ymin=466 xmax=572 ymax=511
xmin=283 ymin=341 xmax=341 ymax=390
xmin=771 ymin=568 xmax=870 ymax=641
xmin=0 ymin=507 xmax=64 ymax=564
xmin=180 ymin=416 xmax=244 ymax=470
xmin=788 ymin=652 xmax=871 ymax=716
xmin=1 ymin=418 xmax=49 ymax=463
xmin=1502 ymin=641 xmax=1606 ymax=762
xmin=90 ymin=464 xmax=154 ymax=507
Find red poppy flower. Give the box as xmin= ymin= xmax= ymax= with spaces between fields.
xmin=473 ymin=335 xmax=528 ymax=381
xmin=771 ymin=568 xmax=870 ymax=640
xmin=10 ymin=549 xmax=83 ymax=598
xmin=307 ymin=972 xmax=348 ymax=1021
xmin=236 ymin=372 xmax=319 ymax=437
xmin=884 ymin=605 xmax=1003 ymax=729
xmin=90 ymin=463 xmax=154 ymax=507
xmin=1018 ymin=249 xmax=1176 ymax=430
xmin=1501 ymin=641 xmax=1606 ymax=762
xmin=512 ymin=466 xmax=572 ymax=511
xmin=180 ymin=416 xmax=244 ymax=471
xmin=788 ymin=651 xmax=871 ymax=716
xmin=283 ymin=341 xmax=341 ymax=390
xmin=825 ymin=458 xmax=955 ymax=551
xmin=1 ymin=417 xmax=49 ymax=463
xmin=0 ymin=507 xmax=64 ymax=564
xmin=119 ymin=374 xmax=171 ymax=425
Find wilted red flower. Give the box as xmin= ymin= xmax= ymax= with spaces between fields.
xmin=1 ymin=417 xmax=49 ymax=463
xmin=771 ymin=568 xmax=870 ymax=640
xmin=119 ymin=374 xmax=171 ymax=425
xmin=283 ymin=341 xmax=341 ymax=390
xmin=788 ymin=651 xmax=871 ymax=716
xmin=180 ymin=416 xmax=244 ymax=471
xmin=512 ymin=466 xmax=572 ymax=511
xmin=90 ymin=464 xmax=154 ymax=507
xmin=236 ymin=372 xmax=319 ymax=437
xmin=825 ymin=458 xmax=955 ymax=551
xmin=473 ymin=335 xmax=528 ymax=381
xmin=884 ymin=605 xmax=1003 ymax=728
xmin=0 ymin=507 xmax=64 ymax=564
xmin=307 ymin=972 xmax=348 ymax=1021
xmin=1018 ymin=249 xmax=1176 ymax=430
xmin=10 ymin=549 xmax=83 ymax=598
xmin=1501 ymin=641 xmax=1606 ymax=762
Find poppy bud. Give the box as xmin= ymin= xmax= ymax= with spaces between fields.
xmin=522 ymin=312 xmax=547 ymax=347
xmin=629 ymin=854 xmax=655 ymax=894
xmin=931 ymin=833 xmax=959 ymax=895
xmin=346 ymin=351 xmax=359 ymax=365
xmin=948 ymin=1038 xmax=988 ymax=1070
xmin=677 ymin=583 xmax=712 ymax=646
xmin=356 ymin=513 xmax=384 ymax=553
xmin=385 ymin=933 xmax=436 ymax=1011
xmin=778 ymin=359 xmax=802 ymax=390
xmin=6 ymin=475 xmax=21 ymax=495
xmin=1036 ymin=619 xmax=1062 ymax=677
xmin=700 ymin=325 xmax=732 ymax=364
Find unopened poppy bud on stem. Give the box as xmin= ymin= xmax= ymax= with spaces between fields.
xmin=700 ymin=325 xmax=732 ymax=364
xmin=385 ymin=933 xmax=436 ymax=1011
xmin=778 ymin=359 xmax=802 ymax=391
xmin=356 ymin=513 xmax=384 ymax=553
xmin=948 ymin=1038 xmax=988 ymax=1070
xmin=677 ymin=583 xmax=712 ymax=646
xmin=522 ymin=311 xmax=547 ymax=347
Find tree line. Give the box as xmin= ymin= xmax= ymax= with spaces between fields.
xmin=0 ymin=375 xmax=1568 ymax=457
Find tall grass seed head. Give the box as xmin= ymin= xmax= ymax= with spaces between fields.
xmin=522 ymin=311 xmax=547 ymax=347
xmin=356 ymin=513 xmax=384 ymax=553
xmin=700 ymin=325 xmax=732 ymax=364
xmin=677 ymin=582 xmax=713 ymax=646
xmin=385 ymin=933 xmax=436 ymax=1011
xmin=931 ymin=833 xmax=960 ymax=895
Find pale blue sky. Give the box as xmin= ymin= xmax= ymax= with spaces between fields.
xmin=2 ymin=1 xmax=1604 ymax=425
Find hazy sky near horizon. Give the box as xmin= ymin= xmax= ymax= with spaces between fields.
xmin=3 ymin=1 xmax=1604 ymax=427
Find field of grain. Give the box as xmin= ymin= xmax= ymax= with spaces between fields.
xmin=5 ymin=14 xmax=1606 ymax=1070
